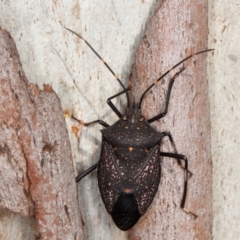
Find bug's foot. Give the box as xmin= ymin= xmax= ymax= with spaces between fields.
xmin=180 ymin=164 xmax=193 ymax=178
xmin=71 ymin=115 xmax=85 ymax=125
xmin=183 ymin=208 xmax=198 ymax=218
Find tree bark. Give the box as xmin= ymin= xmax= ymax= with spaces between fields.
xmin=128 ymin=1 xmax=212 ymax=239
xmin=0 ymin=0 xmax=213 ymax=238
xmin=0 ymin=27 xmax=83 ymax=240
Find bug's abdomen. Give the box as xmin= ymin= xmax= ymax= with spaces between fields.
xmin=111 ymin=192 xmax=141 ymax=231
xmin=98 ymin=141 xmax=161 ymax=230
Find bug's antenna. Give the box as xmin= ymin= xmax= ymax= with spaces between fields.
xmin=138 ymin=49 xmax=214 ymax=109
xmin=66 ymin=28 xmax=130 ymax=108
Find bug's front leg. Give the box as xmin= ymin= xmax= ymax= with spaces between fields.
xmin=72 ymin=86 xmax=131 ymax=126
xmin=72 ymin=116 xmax=109 ymax=128
xmin=107 ymin=87 xmax=131 ymax=118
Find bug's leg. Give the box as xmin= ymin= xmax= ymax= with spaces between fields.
xmin=72 ymin=116 xmax=109 ymax=128
xmin=76 ymin=163 xmax=98 ymax=182
xmin=72 ymin=87 xmax=130 ymax=126
xmin=147 ymin=67 xmax=186 ymax=123
xmin=107 ymin=87 xmax=131 ymax=118
xmin=160 ymin=151 xmax=197 ymax=218
xmin=72 ymin=119 xmax=103 ymax=183
xmin=66 ymin=28 xmax=130 ymax=106
xmin=161 ymin=131 xmax=192 ymax=176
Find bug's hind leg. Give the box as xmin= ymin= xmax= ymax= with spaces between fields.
xmin=71 ymin=118 xmax=106 ymax=182
xmin=147 ymin=67 xmax=185 ymax=123
xmin=76 ymin=163 xmax=98 ymax=182
xmin=73 ymin=86 xmax=129 ymax=181
xmin=160 ymin=151 xmax=197 ymax=218
xmin=73 ymin=88 xmax=130 ymax=182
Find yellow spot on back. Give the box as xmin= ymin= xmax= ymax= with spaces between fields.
xmin=124 ymin=189 xmax=131 ymax=194
xmin=129 ymin=147 xmax=133 ymax=152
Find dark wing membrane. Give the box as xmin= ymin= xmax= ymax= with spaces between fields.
xmin=133 ymin=145 xmax=161 ymax=214
xmin=111 ymin=192 xmax=141 ymax=231
xmin=97 ymin=141 xmax=123 ymax=212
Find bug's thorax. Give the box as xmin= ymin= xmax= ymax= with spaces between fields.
xmin=101 ymin=102 xmax=163 ymax=149
xmin=122 ymin=103 xmax=144 ymax=123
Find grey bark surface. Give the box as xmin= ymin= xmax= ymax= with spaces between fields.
xmin=128 ymin=1 xmax=212 ymax=239
xmin=0 ymin=27 xmax=83 ymax=240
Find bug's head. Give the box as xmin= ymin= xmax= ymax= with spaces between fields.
xmin=122 ymin=103 xmax=145 ymax=123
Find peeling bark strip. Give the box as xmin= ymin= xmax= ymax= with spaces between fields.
xmin=128 ymin=1 xmax=212 ymax=239
xmin=0 ymin=27 xmax=83 ymax=239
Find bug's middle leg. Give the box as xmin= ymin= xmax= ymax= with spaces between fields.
xmin=160 ymin=151 xmax=197 ymax=218
xmin=161 ymin=131 xmax=192 ymax=176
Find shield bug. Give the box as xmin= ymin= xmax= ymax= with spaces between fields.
xmin=66 ymin=28 xmax=213 ymax=231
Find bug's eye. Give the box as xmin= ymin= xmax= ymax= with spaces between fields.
xmin=123 ymin=115 xmax=128 ymax=121
xmin=139 ymin=116 xmax=144 ymax=122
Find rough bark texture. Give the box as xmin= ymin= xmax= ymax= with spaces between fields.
xmin=128 ymin=1 xmax=212 ymax=239
xmin=0 ymin=27 xmax=83 ymax=240
xmin=208 ymin=1 xmax=240 ymax=240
